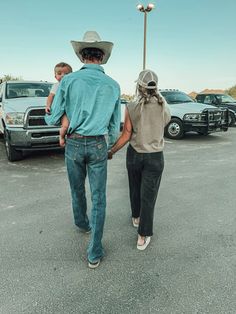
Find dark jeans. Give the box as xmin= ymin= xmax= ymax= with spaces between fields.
xmin=65 ymin=136 xmax=107 ymax=263
xmin=126 ymin=144 xmax=164 ymax=236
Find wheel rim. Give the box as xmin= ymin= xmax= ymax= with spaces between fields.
xmin=168 ymin=122 xmax=180 ymax=137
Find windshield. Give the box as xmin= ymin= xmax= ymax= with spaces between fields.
xmin=161 ymin=91 xmax=194 ymax=104
xmin=215 ymin=94 xmax=236 ymax=103
xmin=6 ymin=82 xmax=53 ymax=99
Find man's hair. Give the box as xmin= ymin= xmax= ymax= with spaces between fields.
xmin=81 ymin=48 xmax=104 ymax=62
xmin=54 ymin=62 xmax=72 ymax=74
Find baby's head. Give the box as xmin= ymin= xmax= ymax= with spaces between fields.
xmin=54 ymin=62 xmax=73 ymax=82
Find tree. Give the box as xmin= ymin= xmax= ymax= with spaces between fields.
xmin=225 ymin=84 xmax=236 ymax=99
xmin=121 ymin=93 xmax=134 ymax=101
xmin=0 ymin=74 xmax=22 ymax=82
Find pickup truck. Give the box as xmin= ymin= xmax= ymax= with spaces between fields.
xmin=0 ymin=80 xmax=61 ymax=161
xmin=160 ymin=89 xmax=229 ymax=139
xmin=195 ymin=93 xmax=236 ymax=126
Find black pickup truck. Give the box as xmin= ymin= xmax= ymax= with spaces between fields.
xmin=195 ymin=93 xmax=236 ymax=126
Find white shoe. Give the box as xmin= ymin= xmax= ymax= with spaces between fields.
xmin=137 ymin=236 xmax=151 ymax=250
xmin=88 ymin=259 xmax=100 ymax=269
xmin=132 ymin=217 xmax=139 ymax=228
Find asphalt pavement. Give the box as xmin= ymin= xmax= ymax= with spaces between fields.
xmin=0 ymin=128 xmax=236 ymax=314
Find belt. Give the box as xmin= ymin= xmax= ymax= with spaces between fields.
xmin=67 ymin=133 xmax=104 ymax=139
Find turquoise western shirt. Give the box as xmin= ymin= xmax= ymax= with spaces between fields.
xmin=45 ymin=64 xmax=121 ymax=148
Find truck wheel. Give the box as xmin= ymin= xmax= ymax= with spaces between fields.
xmin=229 ymin=112 xmax=236 ymax=127
xmin=4 ymin=131 xmax=23 ymax=162
xmin=165 ymin=118 xmax=184 ymax=139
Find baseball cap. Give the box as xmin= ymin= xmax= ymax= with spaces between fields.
xmin=136 ymin=69 xmax=158 ymax=89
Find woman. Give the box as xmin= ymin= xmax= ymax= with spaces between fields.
xmin=109 ymin=69 xmax=171 ymax=250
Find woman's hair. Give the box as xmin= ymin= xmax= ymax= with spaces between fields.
xmin=81 ymin=48 xmax=104 ymax=62
xmin=137 ymin=84 xmax=164 ymax=106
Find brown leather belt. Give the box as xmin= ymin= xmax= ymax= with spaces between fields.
xmin=67 ymin=133 xmax=104 ymax=139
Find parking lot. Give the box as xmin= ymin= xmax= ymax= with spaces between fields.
xmin=0 ymin=128 xmax=236 ymax=314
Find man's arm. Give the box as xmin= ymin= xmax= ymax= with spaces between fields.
xmin=44 ymin=83 xmax=66 ymax=126
xmin=108 ymin=107 xmax=132 ymax=159
xmin=107 ymin=97 xmax=121 ymax=150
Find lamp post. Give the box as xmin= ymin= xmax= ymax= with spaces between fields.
xmin=137 ymin=3 xmax=155 ymax=70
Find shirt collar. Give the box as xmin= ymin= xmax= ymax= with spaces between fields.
xmin=80 ymin=64 xmax=105 ymax=73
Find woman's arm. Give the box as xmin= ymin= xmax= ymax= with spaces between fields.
xmin=108 ymin=107 xmax=132 ymax=158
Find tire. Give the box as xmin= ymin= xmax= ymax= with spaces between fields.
xmin=229 ymin=112 xmax=236 ymax=127
xmin=165 ymin=118 xmax=184 ymax=139
xmin=4 ymin=131 xmax=23 ymax=162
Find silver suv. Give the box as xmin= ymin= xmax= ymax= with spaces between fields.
xmin=0 ymin=81 xmax=61 ymax=161
xmin=160 ymin=89 xmax=229 ymax=139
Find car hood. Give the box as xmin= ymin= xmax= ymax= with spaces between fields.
xmin=2 ymin=97 xmax=47 ymax=113
xmin=168 ymin=102 xmax=218 ymax=118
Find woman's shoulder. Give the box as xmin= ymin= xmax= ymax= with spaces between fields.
xmin=127 ymin=100 xmax=138 ymax=110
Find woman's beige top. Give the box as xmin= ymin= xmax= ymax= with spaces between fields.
xmin=127 ymin=96 xmax=171 ymax=153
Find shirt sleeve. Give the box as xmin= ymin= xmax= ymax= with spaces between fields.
xmin=50 ymin=82 xmax=59 ymax=95
xmin=108 ymin=96 xmax=121 ymax=149
xmin=45 ymin=81 xmax=66 ymax=126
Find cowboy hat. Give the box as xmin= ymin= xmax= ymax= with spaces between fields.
xmin=71 ymin=31 xmax=113 ymax=64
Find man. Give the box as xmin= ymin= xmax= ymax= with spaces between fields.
xmin=45 ymin=31 xmax=121 ymax=269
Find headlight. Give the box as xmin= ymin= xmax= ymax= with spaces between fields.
xmin=5 ymin=112 xmax=25 ymax=126
xmin=183 ymin=113 xmax=201 ymax=121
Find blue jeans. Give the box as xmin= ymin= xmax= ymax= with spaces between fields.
xmin=65 ymin=136 xmax=107 ymax=263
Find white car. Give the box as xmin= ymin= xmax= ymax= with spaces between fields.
xmin=160 ymin=89 xmax=229 ymax=139
xmin=0 ymin=80 xmax=61 ymax=161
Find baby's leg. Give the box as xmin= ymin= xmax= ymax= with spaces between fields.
xmin=60 ymin=115 xmax=69 ymax=147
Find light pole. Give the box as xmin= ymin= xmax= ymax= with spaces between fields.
xmin=137 ymin=3 xmax=155 ymax=70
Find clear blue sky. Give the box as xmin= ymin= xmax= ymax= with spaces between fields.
xmin=1 ymin=0 xmax=236 ymax=94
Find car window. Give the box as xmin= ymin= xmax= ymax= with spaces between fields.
xmin=6 ymin=82 xmax=53 ymax=99
xmin=196 ymin=95 xmax=204 ymax=102
xmin=216 ymin=94 xmax=236 ymax=103
xmin=161 ymin=91 xmax=194 ymax=104
xmin=204 ymin=95 xmax=213 ymax=104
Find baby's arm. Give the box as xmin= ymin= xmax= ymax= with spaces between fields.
xmin=45 ymin=93 xmax=55 ymax=114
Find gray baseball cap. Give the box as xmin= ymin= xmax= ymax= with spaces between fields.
xmin=136 ymin=69 xmax=158 ymax=89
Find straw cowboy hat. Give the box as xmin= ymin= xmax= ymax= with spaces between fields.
xmin=71 ymin=31 xmax=113 ymax=65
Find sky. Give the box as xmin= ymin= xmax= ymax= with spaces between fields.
xmin=1 ymin=0 xmax=236 ymax=95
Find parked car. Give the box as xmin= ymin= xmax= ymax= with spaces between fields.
xmin=160 ymin=89 xmax=229 ymax=139
xmin=0 ymin=80 xmax=61 ymax=161
xmin=195 ymin=93 xmax=236 ymax=126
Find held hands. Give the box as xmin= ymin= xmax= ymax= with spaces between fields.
xmin=107 ymin=150 xmax=113 ymax=160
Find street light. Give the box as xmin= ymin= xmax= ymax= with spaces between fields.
xmin=137 ymin=3 xmax=155 ymax=70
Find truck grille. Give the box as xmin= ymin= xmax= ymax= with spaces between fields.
xmin=24 ymin=108 xmax=57 ymax=128
xmin=201 ymin=109 xmax=223 ymax=122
